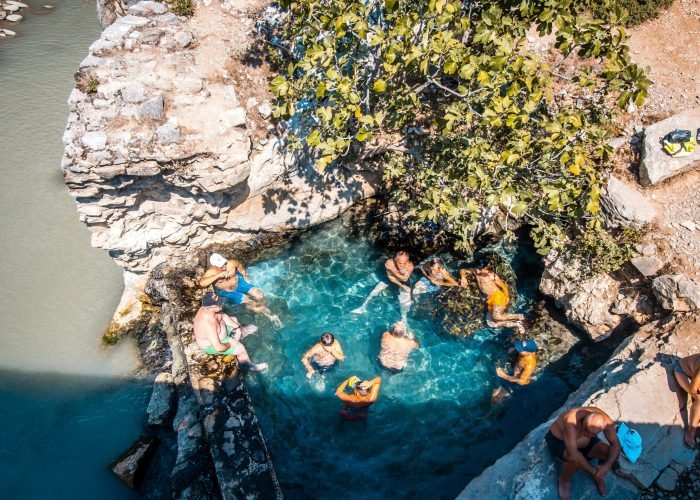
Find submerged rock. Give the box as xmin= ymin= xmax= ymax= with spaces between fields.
xmin=111 ymin=434 xmax=157 ymax=488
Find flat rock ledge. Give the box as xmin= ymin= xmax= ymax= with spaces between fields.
xmin=458 ymin=315 xmax=699 ymax=499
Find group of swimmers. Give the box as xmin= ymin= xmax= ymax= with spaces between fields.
xmin=190 ymin=250 xmax=700 ymax=499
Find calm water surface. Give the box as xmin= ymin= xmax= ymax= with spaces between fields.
xmin=0 ymin=2 xmax=149 ymax=498
xmin=239 ymin=221 xmax=589 ymax=500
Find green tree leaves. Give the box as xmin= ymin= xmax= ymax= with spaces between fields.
xmin=269 ymin=0 xmax=650 ymax=266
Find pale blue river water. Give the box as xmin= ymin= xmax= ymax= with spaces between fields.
xmin=0 ymin=2 xmax=150 ymax=498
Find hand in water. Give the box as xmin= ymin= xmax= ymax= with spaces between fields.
xmin=306 ymin=371 xmax=314 ymax=380
xmin=495 ymin=367 xmax=508 ymax=379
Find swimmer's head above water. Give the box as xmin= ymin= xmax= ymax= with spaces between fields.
xmin=320 ymin=332 xmax=335 ymax=346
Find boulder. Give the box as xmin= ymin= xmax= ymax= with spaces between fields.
xmin=156 ymin=118 xmax=180 ymax=145
xmin=652 ymin=274 xmax=700 ymax=311
xmin=127 ymin=0 xmax=168 ymax=16
xmin=110 ymin=434 xmax=157 ymax=488
xmin=639 ymin=108 xmax=700 ymax=186
xmin=601 ymin=175 xmax=657 ymax=229
xmin=630 ymin=256 xmax=664 ymax=277
xmin=146 ymin=371 xmax=176 ymax=426
xmin=6 ymin=14 xmax=23 ymax=21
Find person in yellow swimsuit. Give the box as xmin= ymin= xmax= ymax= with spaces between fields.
xmin=335 ymin=376 xmax=382 ymax=420
xmin=459 ymin=263 xmax=526 ymax=334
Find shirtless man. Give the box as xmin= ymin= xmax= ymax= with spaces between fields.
xmin=385 ymin=251 xmax=414 ymax=292
xmin=672 ymin=353 xmax=700 ymax=448
xmin=379 ymin=321 xmax=420 ymax=371
xmin=419 ymin=258 xmax=459 ymax=290
xmin=192 ymin=292 xmax=267 ymax=371
xmin=545 ymin=407 xmax=621 ymax=500
xmin=459 ymin=263 xmax=526 ymax=334
xmin=492 ymin=339 xmax=538 ymax=403
xmin=199 ymin=253 xmax=282 ymax=327
xmin=335 ymin=375 xmax=382 ymax=420
xmin=301 ymin=333 xmax=345 ymax=379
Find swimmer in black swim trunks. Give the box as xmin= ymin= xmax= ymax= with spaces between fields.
xmin=546 ymin=407 xmax=621 ymax=500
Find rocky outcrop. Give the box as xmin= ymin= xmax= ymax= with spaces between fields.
xmin=458 ymin=315 xmax=700 ymax=499
xmin=652 ymin=274 xmax=700 ymax=312
xmin=639 ymin=108 xmax=700 ymax=186
xmin=111 ymin=435 xmax=157 ymax=488
xmin=63 ymin=0 xmax=377 ymax=326
xmin=539 ymin=254 xmax=654 ymax=341
xmin=602 ymin=175 xmax=657 ymax=229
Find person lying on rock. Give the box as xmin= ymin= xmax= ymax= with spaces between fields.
xmin=301 ymin=333 xmax=345 ymax=379
xmin=335 ymin=375 xmax=381 ymax=420
xmin=415 ymin=258 xmax=459 ymax=293
xmin=672 ymin=353 xmax=700 ymax=448
xmin=459 ymin=262 xmax=526 ymax=334
xmin=492 ymin=339 xmax=538 ymax=403
xmin=385 ymin=251 xmax=414 ymax=293
xmin=379 ymin=321 xmax=420 ymax=371
xmin=193 ymin=292 xmax=267 ymax=371
xmin=546 ymin=406 xmax=621 ymax=500
xmin=199 ymin=252 xmax=282 ymax=327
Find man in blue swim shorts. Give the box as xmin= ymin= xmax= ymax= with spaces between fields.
xmin=199 ymin=253 xmax=282 ymax=327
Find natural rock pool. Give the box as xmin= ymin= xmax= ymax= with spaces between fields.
xmin=223 ymin=219 xmax=620 ymax=499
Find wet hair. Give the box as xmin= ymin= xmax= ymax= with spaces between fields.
xmin=395 ymin=250 xmax=409 ymax=259
xmin=320 ymin=332 xmax=335 ymax=346
xmin=356 ymin=382 xmax=371 ymax=394
xmin=431 ymin=258 xmax=444 ymax=268
xmin=391 ymin=321 xmax=407 ymax=337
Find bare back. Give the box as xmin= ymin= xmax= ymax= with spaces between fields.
xmin=550 ymin=407 xmax=613 ymax=443
xmin=681 ymin=353 xmax=700 ymax=378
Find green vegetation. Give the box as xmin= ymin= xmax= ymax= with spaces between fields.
xmin=85 ymin=75 xmax=99 ymax=95
xmin=270 ymin=0 xmax=651 ymax=272
xmin=170 ymin=0 xmax=193 ymax=17
xmin=596 ymin=0 xmax=675 ymax=26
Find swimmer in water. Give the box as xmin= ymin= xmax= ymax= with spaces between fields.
xmin=335 ymin=375 xmax=382 ymax=420
xmin=492 ymin=339 xmax=538 ymax=404
xmin=301 ymin=333 xmax=345 ymax=379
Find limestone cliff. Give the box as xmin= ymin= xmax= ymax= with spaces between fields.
xmin=62 ymin=0 xmax=377 ymax=325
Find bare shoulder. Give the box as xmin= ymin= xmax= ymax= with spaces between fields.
xmin=588 ymin=407 xmax=614 ymax=424
xmin=385 ymin=258 xmax=395 ymax=269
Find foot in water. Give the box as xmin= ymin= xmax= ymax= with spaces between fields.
xmin=267 ymin=314 xmax=284 ymax=328
xmin=248 ymin=363 xmax=268 ymax=372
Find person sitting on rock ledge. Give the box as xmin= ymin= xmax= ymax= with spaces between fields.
xmin=545 ymin=406 xmax=621 ymax=500
xmin=199 ymin=252 xmax=282 ymax=327
xmin=335 ymin=375 xmax=382 ymax=420
xmin=672 ymin=353 xmax=700 ymax=448
xmin=379 ymin=321 xmax=420 ymax=371
xmin=459 ymin=262 xmax=526 ymax=334
xmin=385 ymin=251 xmax=414 ymax=293
xmin=492 ymin=339 xmax=538 ymax=403
xmin=193 ymin=292 xmax=267 ymax=372
xmin=301 ymin=333 xmax=345 ymax=379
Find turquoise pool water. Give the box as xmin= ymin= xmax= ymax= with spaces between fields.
xmin=234 ymin=220 xmax=597 ymax=499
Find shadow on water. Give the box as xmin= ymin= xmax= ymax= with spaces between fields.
xmin=0 ymin=369 xmax=152 ymax=499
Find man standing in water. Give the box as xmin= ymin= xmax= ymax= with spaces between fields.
xmin=672 ymin=353 xmax=700 ymax=448
xmin=301 ymin=333 xmax=345 ymax=379
xmin=459 ymin=263 xmax=526 ymax=334
xmin=379 ymin=321 xmax=420 ymax=371
xmin=385 ymin=251 xmax=414 ymax=292
xmin=193 ymin=293 xmax=267 ymax=371
xmin=492 ymin=339 xmax=538 ymax=403
xmin=199 ymin=253 xmax=282 ymax=327
xmin=545 ymin=407 xmax=620 ymax=500
xmin=335 ymin=375 xmax=382 ymax=420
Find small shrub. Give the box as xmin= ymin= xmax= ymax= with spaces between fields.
xmin=170 ymin=0 xmax=193 ymax=17
xmin=85 ymin=76 xmax=99 ymax=95
xmin=597 ymin=0 xmax=675 ymax=26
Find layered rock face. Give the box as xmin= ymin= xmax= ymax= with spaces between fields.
xmin=458 ymin=315 xmax=700 ymax=499
xmin=62 ymin=1 xmax=377 ymax=322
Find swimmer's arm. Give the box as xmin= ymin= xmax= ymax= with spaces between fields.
xmin=301 ymin=346 xmax=318 ymax=375
xmin=332 ymin=342 xmax=345 ymax=362
xmin=386 ymin=266 xmax=410 ymax=290
xmin=199 ymin=267 xmax=229 ymax=288
xmin=222 ymin=315 xmax=242 ymax=340
xmin=496 ymin=367 xmax=522 ymax=384
xmin=398 ymin=262 xmax=414 ymax=281
xmin=494 ymin=276 xmax=509 ymax=293
xmin=441 ymin=270 xmax=459 ymax=287
xmin=229 ymin=260 xmax=249 ymax=280
xmin=367 ymin=377 xmax=382 ymax=403
xmin=563 ymin=422 xmax=597 ymax=475
xmin=458 ymin=268 xmax=472 ymax=287
xmin=335 ymin=377 xmax=357 ymax=403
